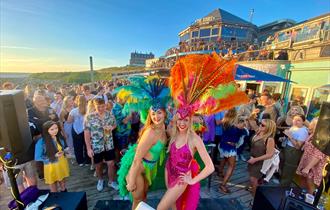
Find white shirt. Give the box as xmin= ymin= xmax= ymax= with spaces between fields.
xmin=287 ymin=126 xmax=308 ymax=148
xmin=69 ymin=108 xmax=85 ymax=134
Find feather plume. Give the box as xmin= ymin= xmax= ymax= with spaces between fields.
xmin=114 ymin=75 xmax=171 ymax=124
xmin=170 ymin=52 xmax=248 ymax=117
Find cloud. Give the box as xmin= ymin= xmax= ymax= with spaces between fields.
xmin=0 ymin=46 xmax=36 ymax=50
xmin=2 ymin=4 xmax=42 ymax=16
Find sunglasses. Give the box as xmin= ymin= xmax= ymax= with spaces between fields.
xmin=260 ymin=123 xmax=266 ymax=127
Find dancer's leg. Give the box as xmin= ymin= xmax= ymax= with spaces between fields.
xmin=157 ymin=183 xmax=187 ymax=210
xmin=131 ymin=172 xmax=146 ymax=210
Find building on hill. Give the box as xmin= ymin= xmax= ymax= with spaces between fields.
xmin=178 ymin=8 xmax=258 ymax=47
xmin=129 ymin=52 xmax=155 ymax=66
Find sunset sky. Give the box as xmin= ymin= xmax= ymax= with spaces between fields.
xmin=0 ymin=0 xmax=328 ymax=73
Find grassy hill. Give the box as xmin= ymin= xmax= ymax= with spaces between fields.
xmin=29 ymin=66 xmax=145 ymax=83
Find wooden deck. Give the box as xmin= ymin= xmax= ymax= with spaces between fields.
xmin=1 ymin=157 xmax=253 ymax=210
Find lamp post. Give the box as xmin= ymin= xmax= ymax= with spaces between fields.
xmin=89 ymin=56 xmax=94 ymax=84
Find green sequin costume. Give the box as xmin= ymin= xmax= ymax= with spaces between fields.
xmin=117 ymin=140 xmax=166 ymax=199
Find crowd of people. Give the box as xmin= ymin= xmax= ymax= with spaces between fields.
xmin=148 ymin=40 xmax=288 ymax=70
xmin=0 ymin=64 xmax=328 ymax=209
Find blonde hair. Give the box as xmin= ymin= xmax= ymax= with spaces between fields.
xmin=259 ymin=119 xmax=277 ymax=140
xmin=76 ymin=95 xmax=87 ymax=115
xmin=308 ymin=117 xmax=318 ymax=134
xmin=223 ymin=108 xmax=237 ymax=129
xmin=24 ymin=85 xmax=33 ymax=98
xmin=167 ymin=113 xmax=194 ymax=153
xmin=60 ymin=96 xmax=74 ymax=122
xmin=86 ymin=99 xmax=95 ymax=116
xmin=138 ymin=109 xmax=166 ymax=143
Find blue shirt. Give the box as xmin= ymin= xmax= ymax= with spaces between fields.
xmin=215 ymin=111 xmax=225 ymax=136
xmin=112 ymin=103 xmax=131 ymax=137
xmin=35 ymin=138 xmax=66 ymax=164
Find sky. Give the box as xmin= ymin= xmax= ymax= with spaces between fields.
xmin=0 ymin=0 xmax=329 ymax=73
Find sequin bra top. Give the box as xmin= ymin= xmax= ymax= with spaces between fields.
xmin=142 ymin=140 xmax=165 ymax=166
xmin=166 ymin=141 xmax=193 ymax=188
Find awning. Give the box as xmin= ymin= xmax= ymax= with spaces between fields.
xmin=235 ymin=65 xmax=293 ymax=83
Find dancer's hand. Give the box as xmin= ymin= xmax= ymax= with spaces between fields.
xmin=126 ymin=182 xmax=136 ymax=192
xmin=180 ymin=171 xmax=195 ymax=185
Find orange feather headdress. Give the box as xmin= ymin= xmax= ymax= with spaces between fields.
xmin=169 ymin=52 xmax=248 ymax=119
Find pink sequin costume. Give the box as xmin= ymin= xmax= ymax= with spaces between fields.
xmin=165 ymin=142 xmax=200 ymax=210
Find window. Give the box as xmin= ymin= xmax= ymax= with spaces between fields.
xmin=307 ymin=87 xmax=329 ymax=120
xmin=192 ymin=31 xmax=199 ymax=38
xmin=210 ymin=36 xmax=219 ymax=42
xmin=199 ymin=28 xmax=210 ymax=37
xmin=180 ymin=33 xmax=190 ymax=41
xmin=264 ymin=84 xmax=278 ymax=95
xmin=290 ymin=87 xmax=309 ymax=104
xmin=212 ymin=28 xmax=219 ymax=36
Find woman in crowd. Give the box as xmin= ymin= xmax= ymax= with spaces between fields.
xmin=35 ymin=121 xmax=70 ymax=192
xmin=117 ymin=76 xmax=171 ymax=210
xmin=218 ymin=109 xmax=247 ymax=193
xmin=296 ymin=118 xmax=329 ymax=194
xmin=247 ymin=119 xmax=276 ymax=196
xmin=68 ymin=95 xmax=90 ymax=166
xmin=281 ymin=114 xmax=309 ymax=186
xmin=158 ymin=53 xmax=248 ymax=210
xmin=60 ymin=96 xmax=75 ymax=158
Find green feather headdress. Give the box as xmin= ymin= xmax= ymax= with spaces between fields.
xmin=114 ymin=75 xmax=171 ymax=124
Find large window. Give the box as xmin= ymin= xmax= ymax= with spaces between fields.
xmin=221 ymin=26 xmax=248 ymax=38
xmin=294 ymin=24 xmax=321 ymax=42
xmin=199 ymin=28 xmax=211 ymax=37
xmin=277 ymin=31 xmax=291 ymax=42
xmin=192 ymin=31 xmax=199 ymax=38
xmin=290 ymin=87 xmax=309 ymax=104
xmin=212 ymin=28 xmax=219 ymax=36
xmin=307 ymin=87 xmax=329 ymax=120
xmin=264 ymin=83 xmax=278 ymax=95
xmin=180 ymin=33 xmax=190 ymax=42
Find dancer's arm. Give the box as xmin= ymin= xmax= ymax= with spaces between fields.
xmin=182 ymin=134 xmax=215 ymax=185
xmin=127 ymin=128 xmax=155 ymax=191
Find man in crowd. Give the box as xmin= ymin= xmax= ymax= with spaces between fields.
xmin=112 ymin=94 xmax=131 ymax=156
xmin=237 ymin=94 xmax=257 ymax=120
xmin=28 ymin=94 xmax=59 ymax=179
xmin=259 ymin=92 xmax=278 ymax=122
xmin=83 ymin=85 xmax=95 ymax=101
xmin=46 ymin=83 xmax=56 ymax=102
xmin=50 ymin=92 xmax=63 ymax=117
xmin=84 ymin=98 xmax=118 ymax=192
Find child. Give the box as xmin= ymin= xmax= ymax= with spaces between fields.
xmin=35 ymin=121 xmax=70 ymax=192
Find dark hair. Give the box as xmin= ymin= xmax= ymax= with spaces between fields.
xmin=82 ymin=85 xmax=90 ymax=91
xmin=42 ymin=121 xmax=64 ymax=162
xmin=93 ymin=97 xmax=105 ymax=105
xmin=262 ymin=113 xmax=271 ymax=120
xmin=293 ymin=114 xmax=306 ymax=122
xmin=272 ymin=93 xmax=281 ymax=101
xmin=248 ymin=94 xmax=256 ymax=100
xmin=97 ymin=86 xmax=104 ymax=92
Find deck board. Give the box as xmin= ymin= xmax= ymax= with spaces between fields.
xmin=1 ymin=157 xmax=253 ymax=210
